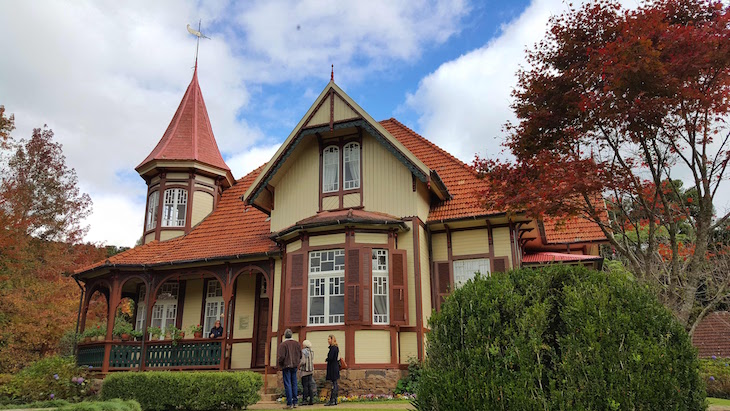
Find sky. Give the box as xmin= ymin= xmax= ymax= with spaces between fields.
xmin=4 ymin=0 xmax=724 ymax=248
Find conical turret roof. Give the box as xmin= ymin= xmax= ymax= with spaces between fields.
xmin=136 ymin=67 xmax=230 ymax=173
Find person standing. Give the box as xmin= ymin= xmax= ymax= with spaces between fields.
xmin=277 ymin=329 xmax=302 ymax=409
xmin=324 ymin=334 xmax=340 ymax=406
xmin=299 ymin=340 xmax=316 ymax=405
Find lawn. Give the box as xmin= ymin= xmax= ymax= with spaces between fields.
xmin=710 ymin=397 xmax=730 ymax=406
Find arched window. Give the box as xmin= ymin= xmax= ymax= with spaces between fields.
xmin=322 ymin=146 xmax=339 ymax=193
xmin=343 ymin=142 xmax=360 ymax=190
xmin=146 ymin=191 xmax=159 ymax=231
xmin=162 ymin=188 xmax=187 ymax=227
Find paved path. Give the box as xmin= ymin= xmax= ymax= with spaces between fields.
xmin=248 ymin=401 xmax=413 ymax=410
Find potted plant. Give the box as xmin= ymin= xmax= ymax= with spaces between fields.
xmin=81 ymin=328 xmax=95 ymax=343
xmin=147 ymin=325 xmax=162 ymax=341
xmin=166 ymin=325 xmax=183 ymax=345
xmin=190 ymin=324 xmax=203 ymax=339
xmin=113 ymin=318 xmax=133 ymax=341
xmin=130 ymin=329 xmax=143 ymax=341
xmin=93 ymin=324 xmax=107 ymax=341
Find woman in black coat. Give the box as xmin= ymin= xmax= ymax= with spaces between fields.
xmin=325 ymin=334 xmax=340 ymax=406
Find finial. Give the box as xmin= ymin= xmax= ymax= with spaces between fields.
xmin=331 ymin=64 xmax=334 ymax=81
xmin=187 ymin=20 xmax=210 ymax=71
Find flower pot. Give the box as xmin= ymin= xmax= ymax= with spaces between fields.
xmin=164 ymin=333 xmax=171 ymax=340
xmin=179 ymin=332 xmax=185 ymax=339
xmin=84 ymin=336 xmax=91 ymax=343
xmin=194 ymin=331 xmax=203 ymax=339
xmin=121 ymin=333 xmax=130 ymax=341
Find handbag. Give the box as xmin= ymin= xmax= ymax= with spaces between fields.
xmin=339 ymin=357 xmax=347 ymax=370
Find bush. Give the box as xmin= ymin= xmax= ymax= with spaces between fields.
xmin=59 ymin=399 xmax=140 ymax=411
xmin=701 ymin=358 xmax=730 ymax=399
xmin=101 ymin=371 xmax=262 ymax=411
xmin=0 ymin=400 xmax=70 ymax=409
xmin=394 ymin=358 xmax=421 ymax=395
xmin=2 ymin=356 xmax=94 ymax=403
xmin=417 ymin=265 xmax=705 ymax=410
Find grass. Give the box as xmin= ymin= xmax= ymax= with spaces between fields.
xmin=710 ymin=397 xmax=730 ymax=406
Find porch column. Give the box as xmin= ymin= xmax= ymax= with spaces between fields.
xmin=140 ymin=279 xmax=157 ymax=371
xmin=220 ymin=272 xmax=234 ymax=371
xmin=102 ymin=276 xmax=122 ymax=373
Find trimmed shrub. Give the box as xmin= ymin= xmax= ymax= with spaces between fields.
xmin=0 ymin=400 xmax=70 ymax=409
xmin=101 ymin=371 xmax=262 ymax=411
xmin=1 ymin=356 xmax=94 ymax=403
xmin=701 ymin=358 xmax=730 ymax=399
xmin=417 ymin=265 xmax=705 ymax=410
xmin=58 ymin=399 xmax=141 ymax=411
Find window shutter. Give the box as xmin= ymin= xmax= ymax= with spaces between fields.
xmin=492 ymin=257 xmax=509 ymax=273
xmin=286 ymin=252 xmax=306 ymax=327
xmin=434 ymin=262 xmax=451 ymax=311
xmin=345 ymin=249 xmax=361 ymax=323
xmin=390 ymin=250 xmax=408 ymax=325
xmin=361 ymin=248 xmax=372 ymax=326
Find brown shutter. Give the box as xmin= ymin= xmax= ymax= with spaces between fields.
xmin=286 ymin=252 xmax=306 ymax=327
xmin=390 ymin=249 xmax=408 ymax=325
xmin=492 ymin=257 xmax=508 ymax=273
xmin=361 ymin=248 xmax=372 ymax=326
xmin=345 ymin=249 xmax=361 ymax=324
xmin=434 ymin=262 xmax=451 ymax=311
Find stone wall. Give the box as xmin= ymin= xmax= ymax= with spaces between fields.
xmin=276 ymin=368 xmax=407 ymax=397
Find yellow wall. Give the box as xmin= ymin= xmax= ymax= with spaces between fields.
xmin=272 ymin=259 xmax=282 ymax=333
xmin=309 ymin=233 xmax=346 ymax=247
xmin=270 ymin=139 xmax=320 ymax=232
xmin=270 ymin=337 xmax=277 ymax=366
xmin=195 ymin=175 xmax=215 ymax=186
xmin=419 ymin=226 xmax=433 ymax=325
xmin=233 ymin=275 xmax=256 ymax=339
xmin=160 ymin=230 xmax=183 ymax=241
xmin=396 ymin=221 xmax=417 ymax=327
xmin=181 ymin=279 xmax=203 ymax=338
xmin=286 ymin=240 xmax=302 ymax=253
xmin=343 ymin=193 xmax=360 ymax=208
xmin=492 ymin=227 xmax=513 ymax=269
xmin=166 ymin=172 xmax=188 ymax=180
xmin=322 ymin=196 xmax=338 ymax=211
xmin=355 ymin=232 xmax=388 ymax=245
xmin=354 ymin=330 xmax=390 ymax=363
xmin=191 ymin=191 xmax=214 ymax=226
xmin=306 ymin=330 xmax=345 ymax=364
xmin=431 ymin=233 xmax=447 ymax=262
xmin=144 ymin=232 xmax=155 ymax=244
xmin=362 ymin=134 xmax=428 ymax=221
xmin=452 ymin=229 xmax=489 ymax=256
xmin=399 ymin=332 xmax=418 ymax=364
xmin=230 ymin=342 xmax=253 ymax=369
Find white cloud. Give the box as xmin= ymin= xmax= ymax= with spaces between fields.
xmin=84 ymin=192 xmax=145 ymax=247
xmin=226 ymin=144 xmax=281 ymax=179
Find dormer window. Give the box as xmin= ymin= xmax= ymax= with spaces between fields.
xmin=146 ymin=191 xmax=159 ymax=230
xmin=162 ymin=188 xmax=187 ymax=227
xmin=343 ymin=142 xmax=360 ymax=190
xmin=323 ymin=146 xmax=339 ymax=193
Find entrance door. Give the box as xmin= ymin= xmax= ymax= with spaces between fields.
xmin=253 ymin=275 xmax=269 ymax=368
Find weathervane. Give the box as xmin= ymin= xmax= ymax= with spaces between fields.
xmin=187 ymin=20 xmax=210 ymax=68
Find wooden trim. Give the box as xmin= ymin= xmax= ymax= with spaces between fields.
xmin=445 ymin=225 xmax=454 ymax=290
xmin=452 ymin=252 xmax=492 ymax=261
xmin=185 ymin=172 xmax=194 ymax=233
xmin=199 ymin=278 xmax=209 ymax=329
xmin=154 ymin=172 xmax=167 ymax=241
xmin=411 ymin=217 xmax=424 ymax=360
xmin=175 ymin=280 xmax=186 ymax=329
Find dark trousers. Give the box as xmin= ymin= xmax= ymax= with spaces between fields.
xmin=282 ymin=367 xmax=298 ymax=406
xmin=301 ymin=374 xmax=316 ymax=403
xmin=328 ymin=379 xmax=339 ymax=404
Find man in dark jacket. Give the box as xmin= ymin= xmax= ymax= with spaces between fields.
xmin=278 ymin=329 xmax=302 ymax=409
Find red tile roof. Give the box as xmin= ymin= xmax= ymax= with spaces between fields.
xmin=136 ymin=68 xmax=230 ymax=172
xmin=692 ymin=311 xmax=730 ymax=358
xmin=76 ymin=166 xmax=276 ymax=274
xmin=522 ymin=252 xmax=602 ymax=263
xmin=379 ymin=119 xmax=499 ymax=222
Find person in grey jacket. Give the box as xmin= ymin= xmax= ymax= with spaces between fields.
xmin=299 ymin=340 xmax=316 ymax=405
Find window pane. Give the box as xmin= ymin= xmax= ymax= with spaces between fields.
xmin=453 ymin=258 xmax=491 ymax=288
xmin=329 ymin=295 xmax=344 ymax=315
xmin=310 ymin=297 xmax=325 ymax=316
xmin=323 ymin=146 xmax=339 ymax=192
xmin=343 ymin=143 xmax=360 ymax=190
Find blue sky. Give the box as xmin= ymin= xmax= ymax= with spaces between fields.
xmin=0 ymin=0 xmax=586 ymax=246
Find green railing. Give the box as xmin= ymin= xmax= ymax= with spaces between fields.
xmin=77 ymin=343 xmax=105 ymax=369
xmin=110 ymin=343 xmax=142 ymax=368
xmin=145 ymin=340 xmax=222 ymax=368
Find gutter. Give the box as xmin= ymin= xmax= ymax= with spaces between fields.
xmin=271 ymin=218 xmax=410 ymax=240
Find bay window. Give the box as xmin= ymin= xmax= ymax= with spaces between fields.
xmin=146 ymin=191 xmax=159 ymax=230
xmin=323 ymin=146 xmax=339 ymax=193
xmin=162 ymin=188 xmax=187 ymax=227
xmin=308 ymin=249 xmax=345 ymax=325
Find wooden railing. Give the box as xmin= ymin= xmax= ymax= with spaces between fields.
xmin=77 ymin=339 xmax=222 ymax=371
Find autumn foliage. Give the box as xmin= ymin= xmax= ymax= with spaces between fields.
xmin=476 ymin=0 xmax=730 ymax=332
xmin=0 ymin=106 xmax=106 ymax=372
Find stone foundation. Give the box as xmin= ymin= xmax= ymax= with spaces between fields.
xmin=275 ymin=368 xmax=406 ymax=397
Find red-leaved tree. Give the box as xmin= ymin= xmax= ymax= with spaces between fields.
xmin=475 ymin=0 xmax=730 ymax=333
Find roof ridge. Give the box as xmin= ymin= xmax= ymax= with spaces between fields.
xmin=381 ymin=118 xmax=477 ymax=176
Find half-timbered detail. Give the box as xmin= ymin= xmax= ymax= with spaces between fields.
xmin=73 ymin=67 xmax=607 ymax=393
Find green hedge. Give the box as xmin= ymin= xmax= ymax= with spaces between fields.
xmin=59 ymin=400 xmax=141 ymax=411
xmin=101 ymin=371 xmax=262 ymax=411
xmin=701 ymin=358 xmax=730 ymax=399
xmin=417 ymin=265 xmax=705 ymax=410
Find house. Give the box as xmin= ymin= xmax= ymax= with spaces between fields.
xmin=73 ymin=66 xmax=606 ymax=391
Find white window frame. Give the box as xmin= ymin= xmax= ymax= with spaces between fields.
xmin=343 ymin=142 xmax=360 ymax=190
xmin=136 ymin=283 xmax=179 ymax=339
xmin=162 ymin=188 xmax=187 ymax=227
xmin=453 ymin=258 xmax=491 ymax=288
xmin=203 ymin=280 xmax=225 ymax=334
xmin=372 ymin=249 xmax=389 ymax=324
xmin=308 ymin=249 xmax=345 ymax=325
xmin=146 ymin=191 xmax=159 ymax=231
xmin=322 ymin=146 xmax=340 ymax=193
